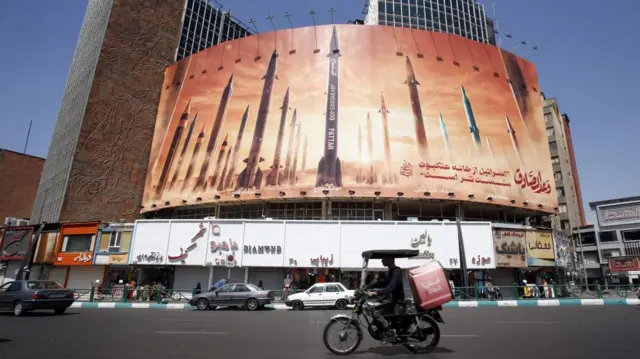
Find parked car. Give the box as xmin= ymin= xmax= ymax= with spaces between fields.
xmin=0 ymin=280 xmax=75 ymax=316
xmin=189 ymin=283 xmax=273 ymax=311
xmin=285 ymin=282 xmax=355 ymax=310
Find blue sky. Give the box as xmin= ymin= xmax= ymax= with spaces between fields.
xmin=0 ymin=0 xmax=637 ymax=219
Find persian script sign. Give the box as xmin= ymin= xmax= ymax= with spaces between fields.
xmin=493 ymin=230 xmax=527 ymax=268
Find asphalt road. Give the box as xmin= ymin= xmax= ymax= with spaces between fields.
xmin=0 ymin=306 xmax=637 ymax=359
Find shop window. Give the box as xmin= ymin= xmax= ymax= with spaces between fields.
xmin=622 ymin=229 xmax=640 ymax=242
xmin=325 ymin=284 xmax=342 ymax=293
xmin=62 ymin=234 xmax=93 ymax=252
xmin=308 ymin=285 xmax=324 ymax=293
xmin=598 ymin=231 xmax=618 ymax=242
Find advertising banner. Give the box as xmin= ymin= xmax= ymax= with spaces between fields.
xmin=597 ymin=204 xmax=640 ymax=227
xmin=553 ymin=230 xmax=573 ymax=270
xmin=142 ymin=24 xmax=557 ymax=213
xmin=609 ymin=256 xmax=640 ymax=272
xmin=493 ymin=229 xmax=527 ymax=268
xmin=526 ymin=230 xmax=555 ymax=266
xmin=396 ymin=222 xmax=460 ymax=269
xmin=340 ymin=221 xmax=399 ymax=269
xmin=0 ymin=226 xmax=34 ymax=261
xmin=129 ymin=221 xmax=171 ymax=265
xmin=166 ymin=221 xmax=211 ymax=266
xmin=284 ymin=221 xmax=341 ymax=268
xmin=205 ymin=221 xmax=244 ymax=267
xmin=458 ymin=223 xmax=496 ymax=269
xmin=242 ymin=221 xmax=285 ymax=267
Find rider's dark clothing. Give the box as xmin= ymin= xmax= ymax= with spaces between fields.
xmin=368 ymin=266 xmax=404 ymax=333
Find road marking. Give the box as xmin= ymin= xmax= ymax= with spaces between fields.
xmin=627 ymin=298 xmax=640 ymax=305
xmin=491 ymin=322 xmax=560 ymax=324
xmin=441 ymin=334 xmax=479 ymax=338
xmin=497 ymin=300 xmax=518 ymax=307
xmin=165 ymin=303 xmax=186 ymax=309
xmin=155 ymin=331 xmax=228 ymax=335
xmin=580 ymin=299 xmax=604 ymax=306
xmin=458 ymin=301 xmax=478 ymax=307
xmin=131 ymin=303 xmax=150 ymax=309
xmin=70 ymin=302 xmax=82 ymax=308
xmin=97 ymin=303 xmax=116 ymax=309
xmin=537 ymin=299 xmax=560 ymax=306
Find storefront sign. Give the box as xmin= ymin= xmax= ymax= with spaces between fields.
xmin=136 ymin=252 xmax=164 ymax=264
xmin=493 ymin=229 xmax=527 ymax=268
xmin=210 ymin=240 xmax=239 ymax=253
xmin=598 ymin=204 xmax=640 ymax=226
xmin=310 ymin=254 xmax=334 ymax=267
xmin=206 ymin=222 xmax=243 ymax=267
xmin=409 ymin=229 xmax=436 ymax=260
xmin=244 ymin=245 xmax=282 ymax=255
xmin=129 ymin=221 xmax=170 ymax=265
xmin=56 ymin=252 xmax=94 ymax=266
xmin=526 ymin=230 xmax=555 ymax=266
xmin=288 ymin=258 xmax=298 ymax=266
xmin=0 ymin=227 xmax=34 ymax=260
xmin=553 ymin=230 xmax=573 ymax=269
xmin=470 ymin=255 xmax=491 ymax=266
xmin=609 ymin=256 xmax=640 ymax=272
xmin=167 ymin=223 xmax=207 ymax=264
xmin=109 ymin=254 xmax=128 ymax=265
xmin=284 ymin=221 xmax=341 ymax=268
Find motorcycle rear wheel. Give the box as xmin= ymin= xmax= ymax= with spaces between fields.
xmin=405 ymin=314 xmax=440 ymax=354
xmin=323 ymin=317 xmax=362 ymax=355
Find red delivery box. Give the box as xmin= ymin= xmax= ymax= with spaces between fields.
xmin=408 ymin=260 xmax=453 ymax=310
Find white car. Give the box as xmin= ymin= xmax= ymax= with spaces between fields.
xmin=284 ymin=282 xmax=355 ymax=310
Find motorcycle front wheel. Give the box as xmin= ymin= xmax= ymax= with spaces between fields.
xmin=405 ymin=314 xmax=441 ymax=354
xmin=323 ymin=317 xmax=363 ymax=355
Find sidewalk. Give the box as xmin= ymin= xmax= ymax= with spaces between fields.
xmin=70 ymin=298 xmax=640 ymax=310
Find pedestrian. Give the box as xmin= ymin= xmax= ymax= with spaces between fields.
xmin=258 ymin=280 xmax=264 ymax=289
xmin=194 ymin=282 xmax=202 ymax=295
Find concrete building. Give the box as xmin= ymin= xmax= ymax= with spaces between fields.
xmin=542 ymin=94 xmax=586 ymax=232
xmin=0 ymin=149 xmax=44 ymax=221
xmin=363 ymin=0 xmax=496 ymax=45
xmin=30 ymin=0 xmax=251 ymax=224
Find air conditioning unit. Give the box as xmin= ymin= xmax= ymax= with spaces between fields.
xmin=16 ymin=219 xmax=29 ymax=226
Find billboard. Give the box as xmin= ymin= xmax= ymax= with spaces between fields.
xmin=525 ymin=230 xmax=555 ymax=266
xmin=492 ymin=229 xmax=527 ymax=268
xmin=0 ymin=226 xmax=34 ymax=261
xmin=142 ymin=24 xmax=557 ymax=212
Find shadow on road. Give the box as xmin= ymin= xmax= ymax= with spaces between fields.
xmin=0 ymin=312 xmax=79 ymax=317
xmin=353 ymin=346 xmax=454 ymax=356
xmin=0 ymin=339 xmax=11 ymax=344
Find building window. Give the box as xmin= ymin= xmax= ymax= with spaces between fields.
xmin=547 ymin=127 xmax=555 ymax=137
xmin=108 ymin=232 xmax=122 ymax=252
xmin=269 ymin=202 xmax=323 ymax=220
xmin=331 ymin=202 xmax=384 ymax=221
xmin=598 ymin=231 xmax=618 ymax=243
xmin=551 ymin=156 xmax=560 ymax=165
xmin=558 ymin=204 xmax=567 ymax=213
xmin=554 ymin=171 xmax=563 ymax=181
xmin=561 ymin=220 xmax=570 ymax=230
xmin=62 ymin=234 xmax=93 ymax=252
xmin=601 ymin=249 xmax=621 ymax=260
xmin=549 ymin=141 xmax=558 ymax=151
xmin=219 ymin=204 xmax=264 ymax=219
xmin=544 ymin=113 xmax=552 ymax=123
xmin=622 ymin=229 xmax=640 ymax=242
xmin=556 ymin=187 xmax=565 ymax=196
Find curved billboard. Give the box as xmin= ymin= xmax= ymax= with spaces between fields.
xmin=142 ymin=25 xmax=557 ymax=213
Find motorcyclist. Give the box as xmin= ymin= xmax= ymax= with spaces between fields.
xmin=366 ymin=255 xmax=404 ymax=344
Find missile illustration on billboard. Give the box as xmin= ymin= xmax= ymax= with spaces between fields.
xmin=266 ymin=88 xmax=291 ymax=186
xmin=236 ymin=49 xmax=279 ymax=190
xmin=315 ymin=26 xmax=343 ymax=188
xmin=154 ymin=100 xmax=191 ymax=199
xmin=194 ymin=74 xmax=234 ymax=192
xmin=289 ymin=121 xmax=302 ymax=185
xmin=365 ymin=112 xmax=377 ymax=185
xmin=485 ymin=136 xmax=503 ymax=195
xmin=217 ymin=145 xmax=233 ymax=192
xmin=168 ymin=112 xmax=198 ymax=191
xmin=439 ymin=113 xmax=454 ymax=166
xmin=404 ymin=56 xmax=429 ymax=159
xmin=223 ymin=105 xmax=249 ymax=190
xmin=356 ymin=124 xmax=364 ymax=184
xmin=301 ymin=135 xmax=308 ymax=173
xmin=499 ymin=50 xmax=532 ymax=140
xmin=209 ymin=134 xmax=229 ymax=189
xmin=282 ymin=109 xmax=297 ymax=182
xmin=181 ymin=125 xmax=206 ymax=192
xmin=462 ymin=86 xmax=482 ymax=153
xmin=379 ymin=92 xmax=396 ymax=184
xmin=506 ymin=115 xmax=524 ymax=165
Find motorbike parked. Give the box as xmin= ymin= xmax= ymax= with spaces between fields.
xmin=322 ymin=249 xmax=444 ymax=355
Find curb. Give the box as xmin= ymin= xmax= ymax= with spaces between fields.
xmin=70 ymin=298 xmax=640 ymax=310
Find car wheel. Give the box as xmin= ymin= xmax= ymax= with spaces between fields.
xmin=13 ymin=302 xmax=24 ymax=317
xmin=54 ymin=308 xmax=66 ymax=315
xmin=292 ymin=300 xmax=304 ymax=311
xmin=246 ymin=298 xmax=259 ymax=311
xmin=335 ymin=299 xmax=348 ymax=310
xmin=196 ymin=298 xmax=210 ymax=311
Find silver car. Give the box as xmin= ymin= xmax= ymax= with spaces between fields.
xmin=189 ymin=283 xmax=273 ymax=311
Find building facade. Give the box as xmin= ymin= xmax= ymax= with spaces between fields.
xmin=364 ymin=0 xmax=495 ymax=45
xmin=30 ymin=0 xmax=251 ymax=224
xmin=542 ymin=95 xmax=586 ymax=232
xmin=0 ymin=149 xmax=44 ymax=221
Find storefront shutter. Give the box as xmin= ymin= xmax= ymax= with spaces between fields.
xmin=173 ymin=267 xmax=209 ymax=297
xmin=66 ymin=266 xmax=106 ymax=299
xmin=1 ymin=261 xmax=22 ymax=284
xmin=48 ymin=266 xmax=68 ymax=286
xmin=29 ymin=265 xmax=42 ymax=280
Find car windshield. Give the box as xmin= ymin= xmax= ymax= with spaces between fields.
xmin=245 ymin=284 xmax=260 ymax=291
xmin=27 ymin=281 xmax=62 ymax=290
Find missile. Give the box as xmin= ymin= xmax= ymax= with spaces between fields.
xmin=379 ymin=92 xmax=395 ymax=184
xmin=236 ymin=49 xmax=279 ymax=190
xmin=365 ymin=112 xmax=377 ymax=185
xmin=223 ymin=105 xmax=249 ymax=190
xmin=168 ymin=112 xmax=198 ymax=190
xmin=181 ymin=125 xmax=205 ymax=192
xmin=289 ymin=121 xmax=302 ymax=185
xmin=315 ymin=26 xmax=343 ymax=188
xmin=154 ymin=99 xmax=191 ymax=199
xmin=209 ymin=134 xmax=229 ymax=189
xmin=439 ymin=113 xmax=453 ymax=165
xmin=193 ymin=74 xmax=234 ymax=192
xmin=404 ymin=56 xmax=428 ymax=159
xmin=301 ymin=135 xmax=308 ymax=173
xmin=217 ymin=144 xmax=233 ymax=192
xmin=506 ymin=115 xmax=524 ymax=165
xmin=356 ymin=124 xmax=364 ymax=184
xmin=266 ymin=88 xmax=291 ymax=186
xmin=282 ymin=109 xmax=297 ymax=181
xmin=499 ymin=50 xmax=533 ymax=142
xmin=462 ymin=86 xmax=482 ymax=152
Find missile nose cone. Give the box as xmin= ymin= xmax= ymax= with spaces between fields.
xmin=505 ymin=115 xmax=515 ymax=133
xmin=198 ymin=124 xmax=205 ymax=137
xmin=329 ymin=25 xmax=340 ymax=54
xmin=222 ymin=134 xmax=229 ymax=146
xmin=461 ymin=86 xmax=468 ymax=99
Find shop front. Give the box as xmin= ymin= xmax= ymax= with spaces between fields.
xmin=492 ymin=227 xmax=528 ymax=288
xmin=205 ymin=220 xmax=245 ymax=288
xmin=94 ymin=224 xmax=136 ymax=291
xmin=523 ymin=230 xmax=556 ymax=297
xmin=55 ymin=222 xmax=106 ymax=295
xmin=129 ymin=220 xmax=173 ymax=289
xmin=244 ymin=221 xmax=285 ymax=291
xmin=31 ymin=224 xmax=62 ymax=282
xmin=0 ymin=225 xmax=36 ymax=285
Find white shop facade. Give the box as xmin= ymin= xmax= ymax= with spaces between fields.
xmin=128 ymin=219 xmax=496 ymax=292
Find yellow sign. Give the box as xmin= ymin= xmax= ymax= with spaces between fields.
xmin=109 ymin=254 xmax=128 ymax=265
xmin=525 ymin=231 xmax=554 ymax=260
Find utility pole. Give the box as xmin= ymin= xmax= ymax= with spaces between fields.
xmin=455 ymin=204 xmax=469 ymax=291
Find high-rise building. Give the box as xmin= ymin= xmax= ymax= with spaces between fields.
xmin=30 ymin=0 xmax=251 ymax=224
xmin=542 ymin=94 xmax=586 ymax=232
xmin=0 ymin=149 xmax=44 ymax=221
xmin=363 ymin=0 xmax=496 ymax=45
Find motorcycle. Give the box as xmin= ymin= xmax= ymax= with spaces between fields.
xmin=322 ymin=249 xmax=444 ymax=355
